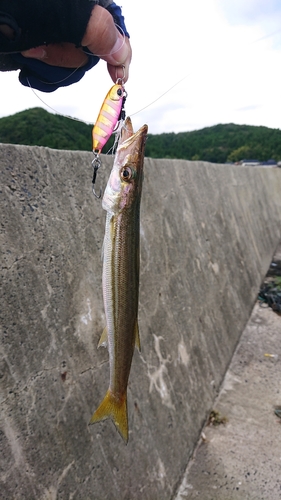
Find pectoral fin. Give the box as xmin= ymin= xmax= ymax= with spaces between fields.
xmin=98 ymin=327 xmax=108 ymax=348
xmin=135 ymin=322 xmax=141 ymax=352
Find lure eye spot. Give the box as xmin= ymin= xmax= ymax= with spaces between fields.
xmin=117 ymin=88 xmax=123 ymax=96
xmin=120 ymin=166 xmax=133 ymax=182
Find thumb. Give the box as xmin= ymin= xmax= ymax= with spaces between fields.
xmin=21 ymin=44 xmax=88 ymax=68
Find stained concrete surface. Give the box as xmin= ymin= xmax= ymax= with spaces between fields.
xmin=1 ymin=143 xmax=281 ymax=499
xmin=175 ymin=301 xmax=281 ymax=500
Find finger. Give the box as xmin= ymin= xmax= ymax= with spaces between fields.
xmin=103 ymin=35 xmax=132 ymax=67
xmin=82 ymin=6 xmax=132 ymax=66
xmin=106 ymin=36 xmax=131 ymax=83
xmin=82 ymin=6 xmax=117 ymax=57
xmin=22 ymin=43 xmax=88 ymax=68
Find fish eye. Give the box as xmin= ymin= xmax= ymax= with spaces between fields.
xmin=117 ymin=88 xmax=123 ymax=96
xmin=120 ymin=166 xmax=133 ymax=181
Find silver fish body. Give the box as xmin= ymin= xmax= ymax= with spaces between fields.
xmin=90 ymin=117 xmax=148 ymax=442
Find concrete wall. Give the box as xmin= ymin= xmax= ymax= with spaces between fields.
xmin=0 ymin=143 xmax=281 ymax=499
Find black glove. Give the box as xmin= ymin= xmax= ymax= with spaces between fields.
xmin=0 ymin=1 xmax=129 ymax=92
xmin=0 ymin=0 xmax=97 ymax=52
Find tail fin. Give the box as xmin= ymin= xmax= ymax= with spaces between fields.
xmin=89 ymin=390 xmax=128 ymax=443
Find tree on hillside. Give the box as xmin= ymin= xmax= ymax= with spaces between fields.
xmin=1 ymin=109 xmax=281 ymax=162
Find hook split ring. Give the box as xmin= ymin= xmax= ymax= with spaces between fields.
xmin=115 ymin=64 xmax=126 ymax=85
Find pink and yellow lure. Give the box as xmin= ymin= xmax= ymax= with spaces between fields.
xmin=91 ymin=81 xmax=127 ymax=198
xmin=92 ymin=83 xmax=126 ymax=154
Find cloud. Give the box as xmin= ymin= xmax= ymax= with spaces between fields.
xmin=0 ymin=0 xmax=281 ymax=134
xmin=217 ymin=0 xmax=281 ymax=26
xmin=236 ymin=105 xmax=261 ymax=113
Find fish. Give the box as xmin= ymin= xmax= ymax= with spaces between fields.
xmin=89 ymin=117 xmax=148 ymax=443
xmin=92 ymin=83 xmax=126 ymax=154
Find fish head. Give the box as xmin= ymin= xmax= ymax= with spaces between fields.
xmin=102 ymin=117 xmax=148 ymax=214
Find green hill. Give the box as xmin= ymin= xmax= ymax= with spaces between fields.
xmin=0 ymin=107 xmax=281 ymax=163
xmin=145 ymin=123 xmax=281 ymax=163
xmin=0 ymin=107 xmax=93 ymax=152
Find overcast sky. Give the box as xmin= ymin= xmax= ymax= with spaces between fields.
xmin=1 ymin=0 xmax=281 ymax=134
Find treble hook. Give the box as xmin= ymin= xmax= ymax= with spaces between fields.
xmin=92 ymin=152 xmax=102 ymax=199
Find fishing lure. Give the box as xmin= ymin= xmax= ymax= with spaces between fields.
xmin=92 ymin=76 xmax=127 ymax=198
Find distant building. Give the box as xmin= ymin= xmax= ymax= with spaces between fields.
xmin=239 ymin=159 xmax=260 ymax=167
xmin=260 ymin=159 xmax=277 ymax=167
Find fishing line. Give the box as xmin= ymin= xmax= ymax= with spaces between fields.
xmin=130 ymin=75 xmax=189 ymax=116
xmin=249 ymin=27 xmax=281 ymax=45
xmin=130 ymin=30 xmax=281 ymax=116
xmin=82 ymin=23 xmax=126 ymax=58
xmin=26 ymin=60 xmax=87 ymax=87
xmin=130 ymin=27 xmax=281 ymax=118
xmin=26 ymin=77 xmax=92 ymax=124
xmin=24 ymin=23 xmax=124 ymax=89
xmin=25 ymin=21 xmax=126 ymax=124
xmin=26 ymin=26 xmax=281 ymax=125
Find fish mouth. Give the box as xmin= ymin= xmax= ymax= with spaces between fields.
xmin=118 ymin=117 xmax=148 ymax=150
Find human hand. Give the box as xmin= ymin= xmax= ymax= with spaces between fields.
xmin=21 ymin=5 xmax=132 ymax=83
